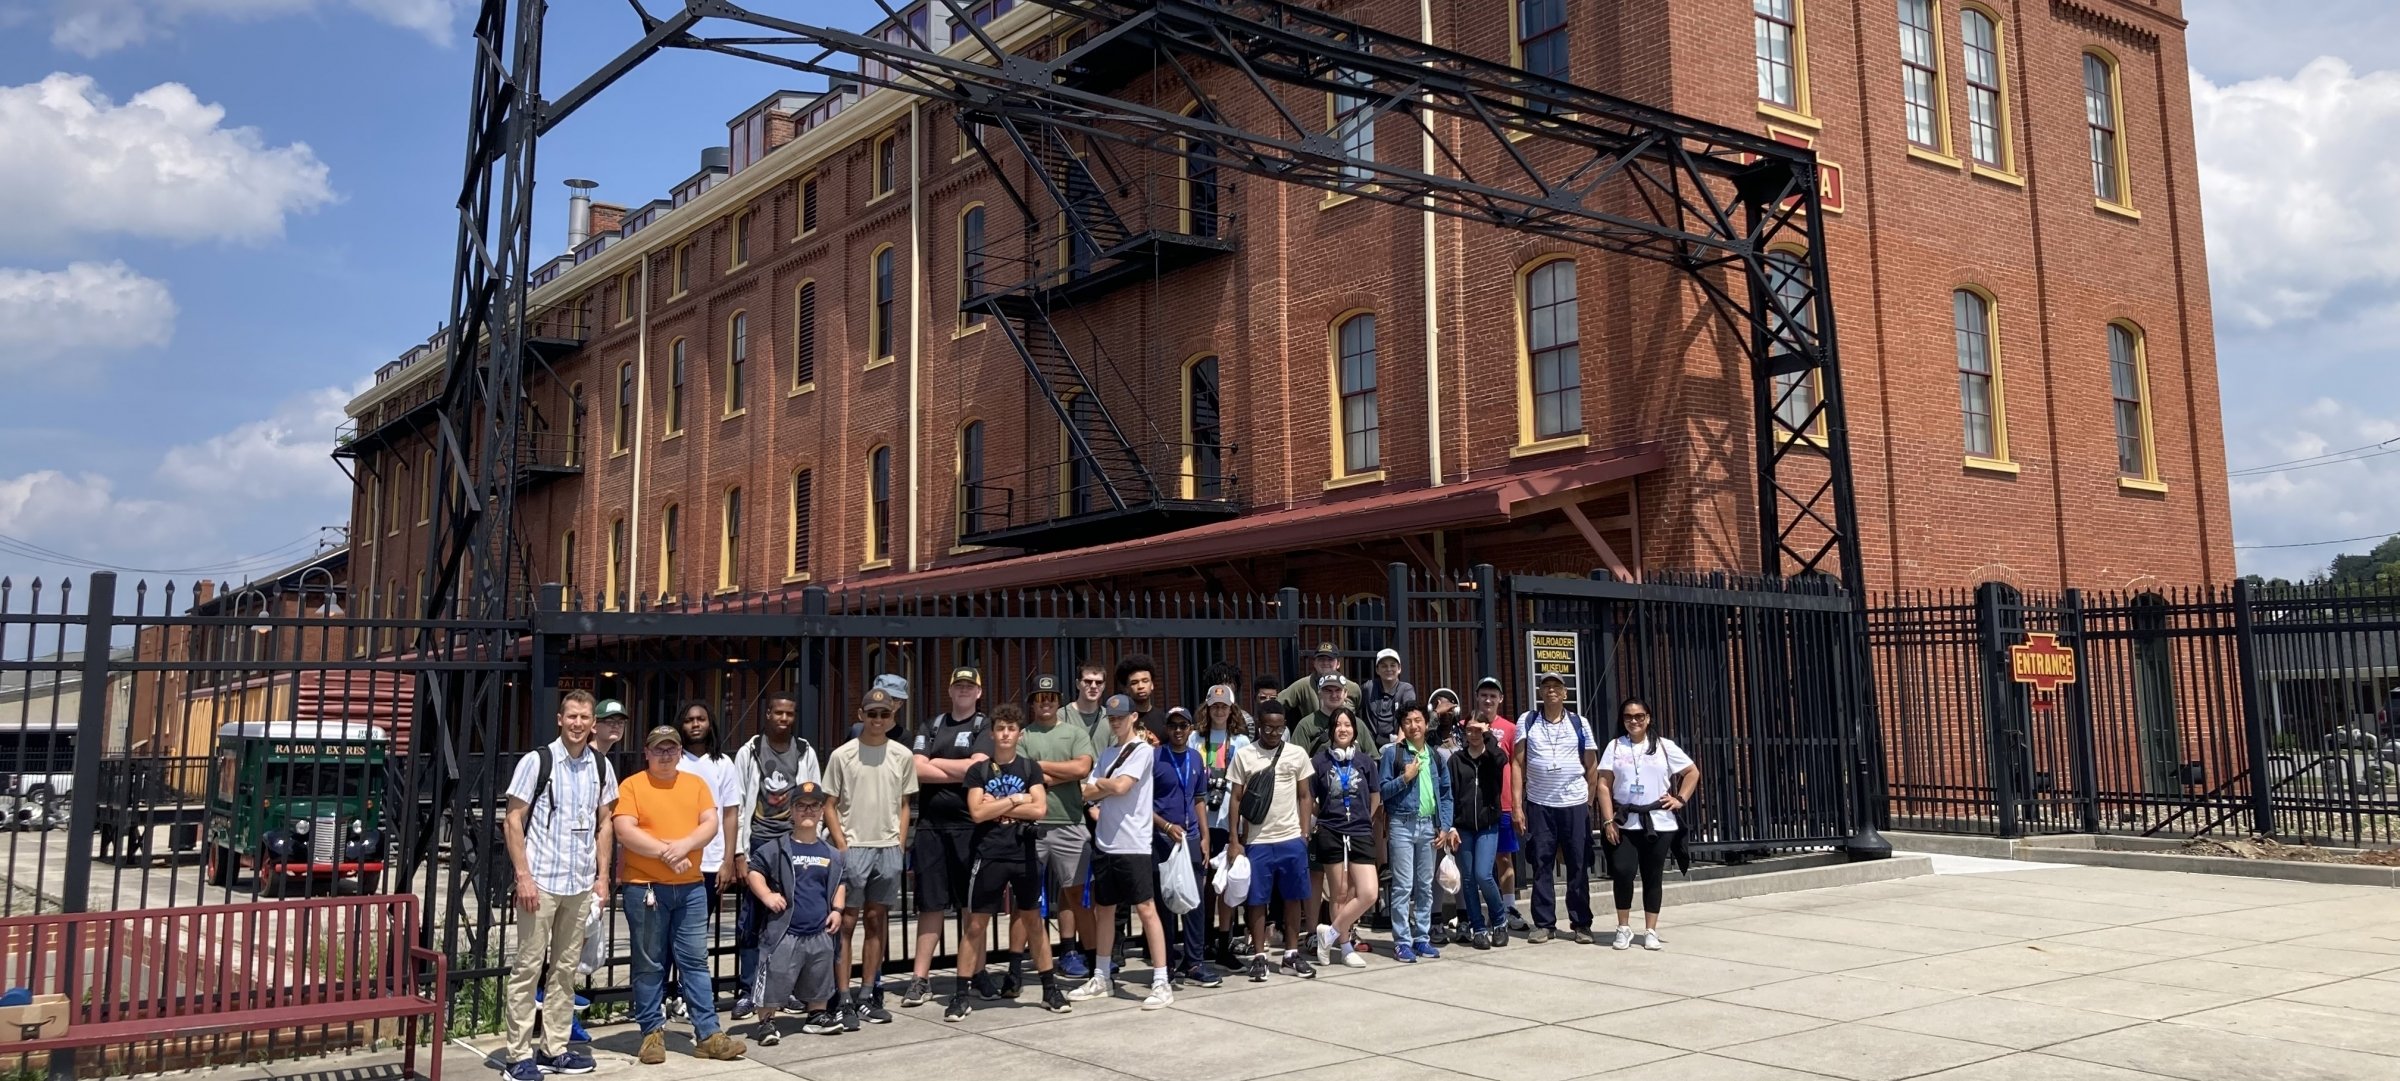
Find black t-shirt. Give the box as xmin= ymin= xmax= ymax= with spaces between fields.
xmin=962 ymin=755 xmax=1043 ymax=862
xmin=913 ymin=711 xmax=994 ymax=830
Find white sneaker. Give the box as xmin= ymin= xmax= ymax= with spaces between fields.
xmin=1341 ymin=944 xmax=1366 ymax=969
xmin=1639 ymin=930 xmax=1663 ymax=951
xmin=1066 ymin=976 xmax=1115 ymax=1002
xmin=1141 ymin=983 xmax=1174 ymax=1010
xmin=1315 ymin=924 xmax=1335 ymax=967
xmin=1611 ymin=927 xmax=1634 ymax=951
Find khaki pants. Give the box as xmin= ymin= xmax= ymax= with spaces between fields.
xmin=504 ymin=890 xmax=594 ymax=1062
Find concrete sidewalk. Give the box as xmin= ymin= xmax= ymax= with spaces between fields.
xmin=204 ymin=860 xmax=2400 ymax=1081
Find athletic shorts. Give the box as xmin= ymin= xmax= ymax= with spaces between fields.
xmin=1309 ymin=827 xmax=1381 ymax=866
xmin=969 ymin=856 xmax=1043 ymax=915
xmin=1091 ymin=852 xmax=1155 ymax=908
xmin=1498 ymin=811 xmax=1520 ymax=855
xmin=1035 ymin=823 xmax=1093 ymax=901
xmin=1244 ymin=838 xmax=1312 ymax=907
xmin=753 ymin=930 xmax=837 ymax=1010
xmin=842 ymin=845 xmax=904 ymax=909
xmin=913 ymin=828 xmax=974 ymax=913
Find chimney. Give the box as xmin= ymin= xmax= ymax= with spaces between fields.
xmin=699 ymin=146 xmax=731 ymax=173
xmin=192 ymin=580 xmax=217 ymax=610
xmin=565 ymin=178 xmax=598 ymax=249
xmin=765 ymin=111 xmax=798 ymax=152
xmin=589 ymin=202 xmax=627 ymax=239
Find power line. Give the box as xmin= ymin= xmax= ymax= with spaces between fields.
xmin=2229 ymin=437 xmax=2400 ymax=477
xmin=2229 ymin=445 xmax=2400 ymax=478
xmin=0 ymin=530 xmax=333 ymax=578
xmin=2235 ymin=531 xmax=2400 ymax=551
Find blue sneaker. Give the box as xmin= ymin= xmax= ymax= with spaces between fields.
xmin=1415 ymin=940 xmax=1441 ymax=959
xmin=1059 ymin=950 xmax=1091 ymax=980
xmin=1392 ymin=942 xmax=1417 ymax=964
xmin=504 ymin=1060 xmax=544 ymax=1081
xmin=539 ymin=1050 xmax=597 ymax=1075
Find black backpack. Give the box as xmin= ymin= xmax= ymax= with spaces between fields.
xmin=526 ymin=745 xmax=617 ymax=827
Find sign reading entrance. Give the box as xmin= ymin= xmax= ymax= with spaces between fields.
xmin=1526 ymin=630 xmax=1581 ymax=703
xmin=2009 ymin=633 xmax=2078 ymax=692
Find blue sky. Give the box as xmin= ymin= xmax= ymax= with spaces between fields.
xmin=0 ymin=0 xmax=2394 ymax=588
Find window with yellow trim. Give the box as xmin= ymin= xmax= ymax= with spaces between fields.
xmin=1960 ymin=5 xmax=2012 ymax=169
xmin=1335 ymin=313 xmax=1380 ymax=473
xmin=614 ymin=362 xmax=634 ymax=453
xmin=873 ymin=132 xmax=898 ymax=196
xmin=2084 ymin=51 xmax=2131 ymax=205
xmin=731 ymin=210 xmax=752 ymax=268
xmin=1897 ymin=0 xmax=1949 ymax=152
xmin=674 ymin=242 xmax=693 ymax=295
xmin=665 ymin=338 xmax=687 ymax=434
xmin=1954 ymin=289 xmax=2006 ymax=459
xmin=1521 ymin=258 xmax=1581 ymax=441
xmin=564 ymin=386 xmax=583 ymax=468
xmin=867 ymin=446 xmax=892 ymax=563
xmin=1179 ymin=107 xmax=1222 ymax=237
xmin=658 ymin=503 xmax=680 ymax=601
xmin=957 ymin=420 xmax=986 ymax=538
xmin=726 ymin=311 xmax=749 ymax=413
xmin=869 ymin=245 xmax=896 ymax=363
xmin=2109 ymin=322 xmax=2157 ymax=480
xmin=719 ymin=486 xmax=743 ymax=592
xmin=1184 ymin=354 xmax=1224 ymax=499
xmin=606 ymin=517 xmax=625 ymax=610
xmin=618 ymin=269 xmax=640 ymax=323
xmin=418 ymin=449 xmax=434 ymax=522
xmin=788 ymin=468 xmax=814 ymax=577
xmin=1755 ymin=0 xmax=1808 ymax=112
xmin=561 ymin=530 xmax=577 ymax=596
xmin=1329 ymin=69 xmax=1376 ymax=187
xmin=799 ymin=174 xmax=821 ymax=235
xmin=792 ymin=281 xmax=818 ymax=387
xmin=958 ymin=204 xmax=987 ymax=327
xmin=1516 ymin=1 xmax=1569 ymax=114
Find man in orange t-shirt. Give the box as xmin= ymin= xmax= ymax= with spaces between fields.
xmin=615 ymin=725 xmax=745 ymax=1064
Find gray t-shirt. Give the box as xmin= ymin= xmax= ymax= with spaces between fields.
xmin=1062 ymin=702 xmax=1109 ymax=748
xmin=1092 ymin=740 xmax=1156 ymax=856
xmin=745 ymin=735 xmax=813 ymax=845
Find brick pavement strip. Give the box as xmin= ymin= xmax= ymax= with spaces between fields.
xmin=154 ymin=862 xmax=2397 ymax=1081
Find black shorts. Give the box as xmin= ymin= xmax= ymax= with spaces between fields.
xmin=968 ymin=856 xmax=1042 ymax=915
xmin=1091 ymin=852 xmax=1155 ymax=908
xmin=913 ymin=828 xmax=974 ymax=912
xmin=1310 ymin=827 xmax=1382 ymax=866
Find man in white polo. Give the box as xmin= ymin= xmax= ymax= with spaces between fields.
xmin=502 ymin=689 xmax=618 ymax=1079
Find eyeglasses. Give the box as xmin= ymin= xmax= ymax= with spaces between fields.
xmin=645 ymin=744 xmax=682 ymax=756
xmin=1078 ymin=677 xmax=1106 ymax=685
xmin=863 ymin=710 xmax=896 ymax=720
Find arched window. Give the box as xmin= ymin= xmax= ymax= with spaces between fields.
xmin=2110 ymin=322 xmax=2157 ymax=482
xmin=1960 ymin=5 xmax=2012 ymax=170
xmin=1334 ymin=313 xmax=1379 ymax=474
xmin=1520 ymin=258 xmax=1581 ymax=442
xmin=666 ymin=338 xmax=687 ymax=434
xmin=1897 ymin=0 xmax=1949 ymax=152
xmin=1954 ymin=289 xmax=2007 ymax=461
xmin=1765 ymin=250 xmax=1820 ymax=436
xmin=958 ymin=205 xmax=986 ymax=327
xmin=2084 ymin=51 xmax=2130 ymax=205
xmin=792 ymin=282 xmax=818 ymax=389
xmin=719 ymin=487 xmax=743 ymax=592
xmin=658 ymin=503 xmax=680 ymax=602
xmin=1184 ymin=355 xmax=1223 ymax=499
xmin=867 ymin=446 xmax=892 ymax=564
xmin=788 ymin=468 xmax=813 ymax=577
xmin=726 ymin=311 xmax=748 ymax=413
xmin=870 ymin=244 xmax=896 ymax=364
xmin=958 ymin=420 xmax=986 ymax=537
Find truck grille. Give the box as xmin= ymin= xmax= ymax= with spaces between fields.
xmin=309 ymin=815 xmax=340 ymax=864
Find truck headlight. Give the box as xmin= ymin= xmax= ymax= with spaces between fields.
xmin=293 ymin=818 xmax=313 ymax=836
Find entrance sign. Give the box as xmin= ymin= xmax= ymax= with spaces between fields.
xmin=1526 ymin=630 xmax=1581 ymax=703
xmin=2009 ymin=633 xmax=2077 ymax=692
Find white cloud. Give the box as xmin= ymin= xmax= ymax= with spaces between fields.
xmin=156 ymin=384 xmax=353 ymax=500
xmin=2193 ymin=58 xmax=2400 ymax=330
xmin=47 ymin=0 xmax=460 ymax=56
xmin=2227 ymin=398 xmax=2400 ymax=581
xmin=0 ymin=262 xmax=176 ymax=367
xmin=0 ymin=73 xmax=335 ymax=247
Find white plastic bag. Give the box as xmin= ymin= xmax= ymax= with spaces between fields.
xmin=1436 ymin=853 xmax=1461 ymax=897
xmin=1159 ymin=840 xmax=1199 ymax=914
xmin=1214 ymin=852 xmax=1251 ymax=902
xmin=576 ymin=895 xmax=608 ymax=975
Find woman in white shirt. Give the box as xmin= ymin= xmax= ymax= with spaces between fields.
xmin=1594 ymin=697 xmax=1695 ymax=951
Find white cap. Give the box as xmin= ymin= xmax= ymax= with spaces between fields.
xmin=1374 ymin=647 xmax=1401 ymax=666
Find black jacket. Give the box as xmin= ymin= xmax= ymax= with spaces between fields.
xmin=1448 ymin=743 xmax=1506 ymax=834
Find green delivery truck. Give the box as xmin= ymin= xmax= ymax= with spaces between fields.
xmin=202 ymin=721 xmax=391 ymax=894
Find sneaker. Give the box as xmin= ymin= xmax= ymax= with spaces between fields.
xmin=801 ymin=1010 xmax=844 ymax=1036
xmin=751 ymin=1019 xmax=782 ymax=1047
xmin=1000 ymin=971 xmax=1023 ymax=1000
xmin=1472 ymin=930 xmax=1492 ymax=951
xmin=505 ymin=1060 xmax=544 ymax=1081
xmin=692 ymin=1032 xmax=747 ymax=1061
xmin=1286 ymin=952 xmax=1317 ymax=980
xmin=1492 ymin=925 xmax=1510 ymax=948
xmin=1142 ymin=982 xmax=1174 ymax=1010
xmin=1314 ymin=923 xmax=1335 ymax=967
xmin=1392 ymin=942 xmax=1417 ymax=964
xmin=1569 ymin=929 xmax=1595 ymax=946
xmin=838 ymin=996 xmax=861 ymax=1032
xmin=944 ymin=993 xmax=972 ymax=1022
xmin=1611 ymin=926 xmax=1634 ymax=951
xmin=971 ymin=971 xmax=1001 ymax=1001
xmin=1506 ymin=910 xmax=1532 ymax=933
xmin=860 ymin=993 xmax=892 ymax=1025
xmin=1041 ymin=980 xmax=1074 ymax=1013
xmin=1246 ymin=954 xmax=1271 ymax=983
xmin=1341 ymin=943 xmax=1366 ymax=968
xmin=731 ymin=995 xmax=755 ymax=1020
xmin=638 ymin=1032 xmax=666 ymax=1065
xmin=1640 ymin=929 xmax=1664 ymax=951
xmin=1182 ymin=962 xmax=1225 ymax=988
xmin=539 ymin=1051 xmax=596 ymax=1075
xmin=666 ymin=996 xmax=687 ymax=1021
xmin=1067 ymin=975 xmax=1116 ymax=1002
xmin=1527 ymin=928 xmax=1552 ymax=945
xmin=1415 ymin=940 xmax=1440 ymax=959
xmin=901 ymin=976 xmax=932 ymax=1007
xmin=1430 ymin=923 xmax=1452 ymax=946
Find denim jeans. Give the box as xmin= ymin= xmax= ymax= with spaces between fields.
xmin=1387 ymin=815 xmax=1438 ymax=945
xmin=734 ymin=890 xmax=760 ymax=1000
xmin=623 ymin=882 xmax=721 ymax=1038
xmin=1458 ymin=825 xmax=1506 ymax=933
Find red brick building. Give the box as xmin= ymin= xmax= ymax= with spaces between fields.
xmin=338 ymin=0 xmax=2231 ymax=621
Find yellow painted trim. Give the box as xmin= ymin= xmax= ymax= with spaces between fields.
xmin=2095 ymin=199 xmax=2143 ymax=222
xmin=1906 ymin=145 xmax=1965 ymax=170
xmin=1511 ymin=433 xmax=1592 ymax=459
xmin=946 ymin=544 xmax=986 ymax=556
xmin=864 ymin=190 xmax=895 ymax=208
xmin=872 ymin=129 xmax=899 ymax=198
xmin=781 ymin=572 xmax=814 ymax=585
xmin=2118 ymin=477 xmax=2169 ymax=494
xmin=1513 ymin=254 xmax=1582 ymax=447
xmin=949 ymin=322 xmax=988 ymax=341
xmin=1970 ymin=164 xmax=2026 ymax=187
xmin=864 ymin=445 xmax=892 ymax=565
xmin=1328 ymin=307 xmax=1379 ymax=478
xmin=663 ymin=337 xmax=688 ymax=436
xmin=867 ymin=241 xmax=897 ymax=367
xmin=661 ymin=429 xmax=684 ymax=442
xmin=956 ymin=201 xmax=987 ymax=332
xmin=616 ymin=270 xmax=639 ymax=326
xmin=1755 ymin=102 xmax=1821 ymax=132
xmin=789 ymin=277 xmax=817 ymax=393
xmin=611 ymin=448 xmax=631 ymax=459
xmin=860 ymin=559 xmax=893 ymax=571
xmin=789 ymin=380 xmax=818 ymax=398
xmin=1765 ymin=244 xmax=1828 ymax=442
xmin=612 ymin=361 xmax=636 ymax=453
xmin=955 ymin=417 xmax=984 ymax=543
xmin=1898 ymin=0 xmax=1958 ymax=159
xmin=717 ymin=484 xmax=743 ymax=594
xmin=657 ymin=502 xmax=680 ymax=601
xmin=2084 ymin=47 xmax=2135 ymax=210
xmin=724 ymin=308 xmax=749 ymax=415
xmin=1179 ymin=351 xmax=1218 ymax=499
xmin=785 ymin=464 xmax=814 ymax=579
xmin=864 ymin=355 xmax=896 ymax=372
xmin=1963 ymin=456 xmax=2021 ymax=475
xmin=1957 ymin=1 xmax=2018 ymax=174
xmin=728 ymin=209 xmax=753 ymax=271
xmin=670 ymin=241 xmax=694 ymax=299
xmin=604 ymin=518 xmax=625 ymax=611
xmin=721 ymin=408 xmax=748 ymax=421
xmin=1323 ymin=469 xmax=1387 ymax=491
xmin=1318 ymin=190 xmax=1362 ymax=210
xmin=793 ymin=172 xmax=820 ymax=240
xmin=2111 ymin=319 xmax=2163 ymax=486
xmin=1756 ymin=0 xmax=1815 ymax=119
xmin=1956 ymin=285 xmax=2012 ymax=463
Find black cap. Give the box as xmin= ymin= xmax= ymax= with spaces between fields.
xmin=1028 ymin=674 xmax=1063 ymax=699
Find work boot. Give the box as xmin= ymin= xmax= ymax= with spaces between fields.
xmin=637 ymin=1031 xmax=665 ymax=1065
xmin=692 ymin=1032 xmax=747 ymax=1060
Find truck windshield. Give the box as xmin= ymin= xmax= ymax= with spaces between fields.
xmin=267 ymin=761 xmax=369 ymax=798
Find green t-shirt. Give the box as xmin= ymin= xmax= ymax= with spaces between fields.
xmin=1016 ymin=717 xmax=1098 ymax=825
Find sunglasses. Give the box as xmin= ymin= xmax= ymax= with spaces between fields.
xmin=1621 ymin=711 xmax=1651 ymax=721
xmin=863 ymin=709 xmax=896 ymax=720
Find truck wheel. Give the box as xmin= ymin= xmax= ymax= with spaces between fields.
xmin=204 ymin=844 xmax=234 ymax=887
xmin=27 ymin=786 xmax=56 ymax=831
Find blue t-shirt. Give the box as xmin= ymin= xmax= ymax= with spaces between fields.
xmin=749 ymin=835 xmax=845 ymax=937
xmin=1310 ymin=748 xmax=1380 ymax=837
xmin=1152 ymin=745 xmax=1204 ymax=833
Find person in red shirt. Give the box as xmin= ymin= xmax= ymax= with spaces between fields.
xmin=1475 ymin=677 xmax=1530 ymax=933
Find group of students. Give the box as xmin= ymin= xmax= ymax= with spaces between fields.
xmin=493 ymin=646 xmax=1698 ymax=1076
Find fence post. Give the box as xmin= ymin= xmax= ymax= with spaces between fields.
xmin=1975 ymin=582 xmax=2020 ymax=837
xmin=1277 ymin=587 xmax=1303 ymax=681
xmin=802 ymin=587 xmax=829 ymax=746
xmin=55 ymin=571 xmax=116 ymax=1081
xmin=1386 ymin=562 xmax=1411 ymax=663
xmin=2061 ymin=589 xmax=2101 ymax=834
xmin=2231 ymin=579 xmax=2278 ymax=837
xmin=1473 ymin=563 xmax=1499 ymax=681
xmin=531 ymin=582 xmax=564 ymax=745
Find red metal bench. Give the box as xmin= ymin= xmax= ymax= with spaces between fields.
xmin=0 ymin=894 xmax=446 ymax=1079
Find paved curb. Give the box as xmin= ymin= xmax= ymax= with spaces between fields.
xmin=1660 ymin=854 xmax=1934 ymax=904
xmin=1887 ymin=831 xmax=2400 ymax=887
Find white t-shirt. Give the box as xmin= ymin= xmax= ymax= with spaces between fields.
xmin=1519 ymin=710 xmax=1596 ymax=808
xmin=681 ymin=751 xmax=739 ymax=872
xmin=1226 ymin=740 xmax=1316 ymax=845
xmin=1093 ymin=740 xmax=1156 ymax=856
xmin=1604 ymin=736 xmax=1694 ymax=830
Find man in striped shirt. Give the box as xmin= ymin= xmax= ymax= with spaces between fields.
xmin=1512 ymin=673 xmax=1601 ymax=944
xmin=502 ymin=690 xmax=619 ymax=1079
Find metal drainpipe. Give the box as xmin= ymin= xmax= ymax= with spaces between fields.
xmin=1420 ymin=0 xmax=1443 ymax=488
xmin=907 ymin=102 xmax=925 ymax=572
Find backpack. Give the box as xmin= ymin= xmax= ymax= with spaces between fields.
xmin=1517 ymin=710 xmax=1591 ymax=760
xmin=1237 ymin=743 xmax=1284 ymax=828
xmin=526 ymin=745 xmax=617 ymax=828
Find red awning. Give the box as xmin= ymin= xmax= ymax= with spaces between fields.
xmin=852 ymin=443 xmax=1665 ymax=595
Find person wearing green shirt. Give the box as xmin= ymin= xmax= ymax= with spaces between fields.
xmin=1288 ymin=672 xmax=1352 ymax=757
xmin=1013 ymin=674 xmax=1099 ymax=983
xmin=1278 ymin=641 xmax=1360 ymax=721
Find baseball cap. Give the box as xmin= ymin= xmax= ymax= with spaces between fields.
xmin=1374 ymin=647 xmax=1401 ymax=666
xmin=872 ymin=673 xmax=910 ymax=701
xmin=1537 ymin=671 xmax=1567 ymax=686
xmin=860 ymin=687 xmax=900 ymax=712
xmin=1474 ymin=676 xmax=1503 ymax=693
xmin=1104 ymin=693 xmax=1137 ymax=716
xmin=1313 ymin=641 xmax=1339 ymax=658
xmin=1204 ymin=684 xmax=1237 ymax=708
xmin=1165 ymin=706 xmax=1194 ymax=725
xmin=643 ymin=725 xmax=681 ymax=748
xmin=594 ymin=698 xmax=628 ymax=720
xmin=791 ymin=781 xmax=829 ymax=803
xmin=1316 ymin=671 xmax=1346 ymax=689
xmin=1029 ymin=674 xmax=1063 ymax=699
xmin=950 ymin=666 xmax=982 ymax=687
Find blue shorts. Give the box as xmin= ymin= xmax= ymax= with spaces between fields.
xmin=1498 ymin=812 xmax=1520 ymax=854
xmin=1244 ymin=839 xmax=1312 ymax=907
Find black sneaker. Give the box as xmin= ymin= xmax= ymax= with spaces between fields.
xmin=1000 ymin=970 xmax=1023 ymax=1000
xmin=971 ymin=971 xmax=1001 ymax=1001
xmin=730 ymin=995 xmax=756 ymax=1020
xmin=801 ymin=1010 xmax=844 ymax=1036
xmin=1285 ymin=951 xmax=1317 ymax=980
xmin=943 ymin=993 xmax=972 ymax=1022
xmin=1430 ymin=924 xmax=1452 ymax=946
xmin=1041 ymin=979 xmax=1073 ymax=1013
xmin=751 ymin=1019 xmax=781 ymax=1047
xmin=1473 ymin=930 xmax=1492 ymax=950
xmin=1492 ymin=925 xmax=1511 ymax=948
xmin=1182 ymin=962 xmax=1225 ymax=988
xmin=861 ymin=993 xmax=893 ymax=1024
xmin=1246 ymin=954 xmax=1270 ymax=983
xmin=839 ymin=996 xmax=861 ymax=1032
xmin=901 ymin=977 xmax=932 ymax=1007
